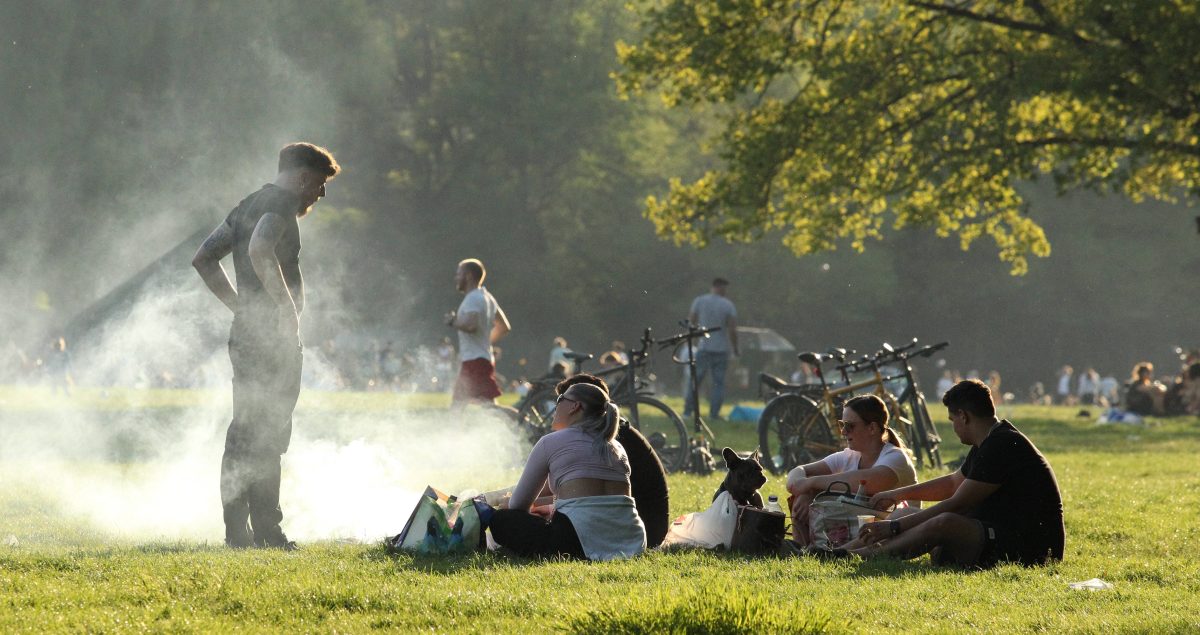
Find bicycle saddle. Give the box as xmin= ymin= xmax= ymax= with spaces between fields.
xmin=564 ymin=351 xmax=594 ymax=363
xmin=759 ymin=372 xmax=813 ymax=392
xmin=798 ymin=352 xmax=824 ymax=366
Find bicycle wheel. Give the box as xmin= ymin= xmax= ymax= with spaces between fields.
xmin=757 ymin=394 xmax=840 ymax=475
xmin=514 ymin=386 xmax=557 ymax=446
xmin=626 ymin=395 xmax=689 ymax=473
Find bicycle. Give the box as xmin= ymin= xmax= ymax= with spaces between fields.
xmin=510 ymin=349 xmax=595 ymax=444
xmin=756 ymin=340 xmax=947 ymax=474
xmin=514 ymin=329 xmax=691 ymax=472
xmin=756 ymin=347 xmax=868 ymax=475
xmin=882 ymin=341 xmax=948 ymax=469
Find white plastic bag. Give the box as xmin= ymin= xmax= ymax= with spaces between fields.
xmin=662 ymin=491 xmax=739 ymax=550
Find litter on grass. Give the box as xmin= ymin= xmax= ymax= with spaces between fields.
xmin=1068 ymin=578 xmax=1113 ymax=591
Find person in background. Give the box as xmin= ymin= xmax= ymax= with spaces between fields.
xmin=937 ymin=370 xmax=955 ymax=398
xmin=192 ymin=142 xmax=340 ymax=550
xmin=45 ymin=336 xmax=74 ymax=396
xmin=1055 ymin=366 xmax=1074 ymax=405
xmin=1097 ymin=374 xmax=1120 ymax=407
xmin=447 ymin=258 xmax=511 ymax=408
xmin=1076 ymin=368 xmax=1099 ymax=405
xmin=548 ymin=337 xmax=572 ymax=374
xmin=986 ymin=370 xmax=1002 ymax=404
xmin=609 ymin=341 xmax=630 ymax=365
xmin=685 ymin=277 xmax=739 ymax=420
xmin=1125 ymin=362 xmax=1166 ymax=416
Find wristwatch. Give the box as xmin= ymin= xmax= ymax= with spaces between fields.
xmin=889 ymin=519 xmax=902 ymax=536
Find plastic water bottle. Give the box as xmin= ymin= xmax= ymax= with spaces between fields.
xmin=765 ymin=495 xmax=783 ymax=514
xmin=854 ymin=480 xmax=868 ymax=503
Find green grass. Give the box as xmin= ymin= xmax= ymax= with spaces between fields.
xmin=1 ymin=387 xmax=1199 ymax=633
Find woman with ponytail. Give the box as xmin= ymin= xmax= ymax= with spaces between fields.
xmin=784 ymin=394 xmax=917 ymax=546
xmin=490 ymin=381 xmax=647 ymax=560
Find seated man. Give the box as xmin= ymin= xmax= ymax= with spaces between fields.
xmin=852 ymin=379 xmax=1064 ymax=567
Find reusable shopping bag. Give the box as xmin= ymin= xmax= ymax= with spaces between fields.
xmin=387 ymin=486 xmax=484 ymax=554
xmin=808 ymin=481 xmax=891 ymax=550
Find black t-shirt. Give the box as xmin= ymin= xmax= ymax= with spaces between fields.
xmin=616 ymin=423 xmax=669 ymax=548
xmin=961 ymin=420 xmax=1064 ymax=562
xmin=224 ymin=184 xmax=301 ymax=335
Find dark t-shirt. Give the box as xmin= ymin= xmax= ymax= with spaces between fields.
xmin=224 ymin=184 xmax=301 ymax=338
xmin=961 ymin=420 xmax=1064 ymax=563
xmin=616 ymin=423 xmax=669 ymax=549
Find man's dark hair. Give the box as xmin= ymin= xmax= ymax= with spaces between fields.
xmin=458 ymin=258 xmax=486 ymax=284
xmin=278 ymin=142 xmax=340 ymax=177
xmin=712 ymin=277 xmax=730 ymax=287
xmin=942 ymin=379 xmax=996 ymax=419
xmin=556 ymin=373 xmax=610 ymax=396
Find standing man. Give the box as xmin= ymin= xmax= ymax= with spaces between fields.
xmin=192 ymin=142 xmax=340 ymax=549
xmin=685 ymin=277 xmax=739 ymax=420
xmin=447 ymin=258 xmax=511 ymax=408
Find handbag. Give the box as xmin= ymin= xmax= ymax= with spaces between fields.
xmin=808 ymin=481 xmax=891 ymax=550
xmin=730 ymin=505 xmax=786 ymax=554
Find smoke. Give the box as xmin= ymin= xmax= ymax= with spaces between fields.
xmin=2 ymin=264 xmax=526 ymax=546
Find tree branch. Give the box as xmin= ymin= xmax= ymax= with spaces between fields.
xmin=905 ymin=1 xmax=1088 ymax=43
xmin=1015 ymin=136 xmax=1200 ymax=157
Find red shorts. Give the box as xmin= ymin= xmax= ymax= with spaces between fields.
xmin=453 ymin=358 xmax=502 ymax=404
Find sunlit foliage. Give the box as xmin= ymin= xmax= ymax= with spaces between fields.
xmin=617 ymin=0 xmax=1200 ymax=273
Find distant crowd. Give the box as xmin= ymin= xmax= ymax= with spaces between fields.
xmin=6 ymin=333 xmax=1200 ymax=419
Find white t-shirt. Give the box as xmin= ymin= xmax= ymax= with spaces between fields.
xmin=456 ymin=287 xmax=499 ymax=363
xmin=821 ymin=442 xmax=917 ymax=489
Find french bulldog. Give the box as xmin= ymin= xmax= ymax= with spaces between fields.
xmin=713 ymin=447 xmax=767 ymax=508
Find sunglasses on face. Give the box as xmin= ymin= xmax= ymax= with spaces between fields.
xmin=556 ymin=395 xmax=577 ymax=407
xmin=837 ymin=419 xmax=860 ymax=432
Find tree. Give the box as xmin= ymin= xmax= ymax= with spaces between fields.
xmin=616 ymin=0 xmax=1200 ymax=273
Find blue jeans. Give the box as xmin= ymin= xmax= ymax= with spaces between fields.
xmin=684 ymin=350 xmax=729 ymax=418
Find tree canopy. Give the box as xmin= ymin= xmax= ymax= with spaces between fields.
xmin=617 ymin=0 xmax=1200 ymax=273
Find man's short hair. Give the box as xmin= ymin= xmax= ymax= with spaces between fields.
xmin=712 ymin=277 xmax=730 ymax=287
xmin=278 ymin=142 xmax=340 ymax=178
xmin=458 ymin=258 xmax=486 ymax=284
xmin=942 ymin=379 xmax=996 ymax=419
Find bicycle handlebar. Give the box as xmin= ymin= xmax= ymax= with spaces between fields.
xmin=656 ymin=322 xmax=721 ymax=347
xmin=630 ymin=327 xmax=654 ymax=360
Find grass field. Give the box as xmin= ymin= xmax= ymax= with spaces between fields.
xmin=1 ymin=386 xmax=1198 ymax=633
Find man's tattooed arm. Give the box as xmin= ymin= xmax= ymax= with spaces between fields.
xmin=192 ymin=222 xmax=238 ymax=312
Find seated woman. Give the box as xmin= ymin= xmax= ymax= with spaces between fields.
xmin=1125 ymin=362 xmax=1166 ymax=416
xmin=555 ymin=374 xmax=670 ymax=548
xmin=490 ymin=382 xmax=647 ymax=560
xmin=784 ymin=394 xmax=917 ymax=546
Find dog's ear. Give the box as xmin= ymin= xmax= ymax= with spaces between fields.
xmin=722 ymin=447 xmax=740 ymax=467
xmin=749 ymin=448 xmax=761 ymax=463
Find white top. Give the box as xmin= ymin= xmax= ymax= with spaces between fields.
xmin=456 ymin=287 xmax=498 ymax=362
xmin=1057 ymin=372 xmax=1072 ymax=396
xmin=689 ymin=293 xmax=737 ymax=353
xmin=821 ymin=442 xmax=917 ymax=488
